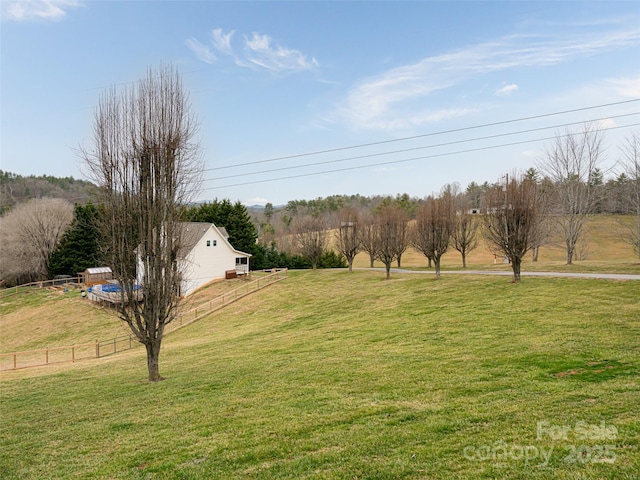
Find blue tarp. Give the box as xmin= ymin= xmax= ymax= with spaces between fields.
xmin=89 ymin=283 xmax=142 ymax=293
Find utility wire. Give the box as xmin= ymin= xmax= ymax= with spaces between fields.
xmin=201 ymin=121 xmax=640 ymax=191
xmin=207 ymin=112 xmax=639 ymax=181
xmin=208 ymin=98 xmax=640 ymax=171
xmin=4 ymin=103 xmax=639 ymax=205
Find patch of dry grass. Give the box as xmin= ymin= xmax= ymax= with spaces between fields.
xmin=352 ymin=214 xmax=640 ymax=272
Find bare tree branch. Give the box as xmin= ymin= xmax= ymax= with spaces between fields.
xmin=483 ymin=174 xmax=546 ymax=283
xmin=412 ymin=190 xmax=455 ymax=278
xmin=82 ymin=64 xmax=202 ymax=382
xmin=293 ymin=215 xmax=328 ymax=270
xmin=538 ymin=124 xmax=605 ymax=264
xmin=375 ymin=205 xmax=408 ymax=279
xmin=0 ymin=197 xmax=73 ymax=285
xmin=335 ymin=207 xmax=361 ymax=272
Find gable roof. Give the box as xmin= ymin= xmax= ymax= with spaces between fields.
xmin=180 ymin=222 xmax=214 ymax=253
xmin=85 ymin=267 xmax=112 ymax=275
xmin=179 ymin=222 xmax=251 ymax=257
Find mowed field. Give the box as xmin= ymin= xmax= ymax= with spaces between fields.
xmin=0 ymin=214 xmax=639 ymax=479
xmin=0 ymin=276 xmax=259 ymax=354
xmin=1 ymin=263 xmax=639 ymax=478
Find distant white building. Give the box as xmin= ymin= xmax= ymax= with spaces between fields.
xmin=137 ymin=222 xmax=251 ymax=297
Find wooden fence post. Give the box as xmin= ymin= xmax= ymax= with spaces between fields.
xmin=72 ymin=345 xmax=75 ymax=363
xmin=113 ymin=337 xmax=116 ymax=354
xmin=13 ymin=352 xmax=16 ymax=370
xmin=96 ymin=340 xmax=99 ymax=358
xmin=45 ymin=347 xmax=49 ymax=365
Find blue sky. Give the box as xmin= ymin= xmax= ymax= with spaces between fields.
xmin=1 ymin=1 xmax=639 ymax=206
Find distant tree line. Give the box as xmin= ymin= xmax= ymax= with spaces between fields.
xmin=1 ymin=126 xmax=638 ymax=286
xmin=252 ymin=127 xmax=640 ymax=282
xmin=0 ymin=170 xmax=97 ymax=214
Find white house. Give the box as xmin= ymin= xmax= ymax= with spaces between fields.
xmin=137 ymin=222 xmax=252 ymax=297
xmin=179 ymin=222 xmax=252 ymax=296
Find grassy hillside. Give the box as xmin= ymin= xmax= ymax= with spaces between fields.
xmin=353 ymin=214 xmax=640 ymax=273
xmin=0 ymin=277 xmax=262 ymax=353
xmin=1 ymin=270 xmax=638 ymax=479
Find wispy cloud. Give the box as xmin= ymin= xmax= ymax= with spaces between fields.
xmin=212 ymin=28 xmax=234 ymax=56
xmin=185 ymin=38 xmax=216 ymax=64
xmin=245 ymin=197 xmax=269 ymax=206
xmin=496 ymin=83 xmax=519 ymax=96
xmin=242 ymin=33 xmax=318 ymax=73
xmin=1 ymin=0 xmax=82 ymax=21
xmin=188 ymin=28 xmax=318 ymax=75
xmin=335 ymin=24 xmax=640 ymax=131
xmin=607 ymin=75 xmax=640 ymax=98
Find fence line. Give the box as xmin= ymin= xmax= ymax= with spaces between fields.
xmin=0 ymin=277 xmax=83 ymax=299
xmin=166 ymin=268 xmax=288 ymax=336
xmin=0 ymin=269 xmax=287 ymax=371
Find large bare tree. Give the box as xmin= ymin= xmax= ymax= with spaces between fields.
xmin=83 ymin=65 xmax=202 ymax=382
xmin=375 ymin=205 xmax=408 ymax=279
xmin=618 ymin=131 xmax=640 ymax=258
xmin=293 ymin=215 xmax=328 ymax=269
xmin=335 ymin=207 xmax=361 ymax=272
xmin=538 ymin=124 xmax=605 ymax=264
xmin=483 ymin=175 xmax=545 ymax=283
xmin=412 ymin=192 xmax=455 ymax=279
xmin=0 ymin=197 xmax=73 ymax=285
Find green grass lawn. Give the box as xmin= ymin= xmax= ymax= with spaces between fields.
xmin=1 ymin=270 xmax=639 ymax=479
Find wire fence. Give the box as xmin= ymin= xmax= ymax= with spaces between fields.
xmin=0 ymin=277 xmax=83 ymax=299
xmin=0 ymin=269 xmax=288 ymax=371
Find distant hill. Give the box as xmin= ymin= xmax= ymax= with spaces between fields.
xmin=0 ymin=170 xmax=97 ymax=213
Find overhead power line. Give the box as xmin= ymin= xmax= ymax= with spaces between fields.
xmin=201 ymin=121 xmax=640 ymax=191
xmin=208 ymin=98 xmax=640 ymax=171
xmin=4 ymin=101 xmax=639 ymax=205
xmin=207 ymin=112 xmax=639 ymax=181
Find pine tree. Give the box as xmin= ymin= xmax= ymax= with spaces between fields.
xmin=48 ymin=203 xmax=101 ymax=277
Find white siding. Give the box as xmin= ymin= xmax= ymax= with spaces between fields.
xmin=137 ymin=223 xmax=251 ymax=297
xmin=180 ymin=225 xmax=251 ymax=296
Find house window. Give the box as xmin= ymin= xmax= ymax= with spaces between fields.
xmin=213 ymin=240 xmax=217 ymax=246
xmin=206 ymin=240 xmax=211 ymax=247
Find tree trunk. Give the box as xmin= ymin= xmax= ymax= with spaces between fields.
xmin=434 ymin=257 xmax=441 ymax=279
xmin=396 ymin=254 xmax=402 ymax=268
xmin=511 ymin=256 xmax=522 ymax=283
xmin=566 ymin=247 xmax=574 ymax=265
xmin=348 ymin=258 xmax=354 ymax=272
xmin=146 ymin=340 xmax=164 ymax=382
xmin=369 ymin=254 xmax=375 ymax=268
xmin=385 ymin=262 xmax=391 ymax=280
xmin=637 ymin=217 xmax=640 ymax=259
xmin=532 ymin=246 xmax=539 ymax=262
xmin=462 ymin=253 xmax=467 ymax=269
xmin=427 ymin=257 xmax=432 ymax=268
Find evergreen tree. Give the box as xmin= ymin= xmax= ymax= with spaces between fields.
xmin=48 ymin=203 xmax=102 ymax=277
xmin=185 ymin=199 xmax=258 ymax=256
